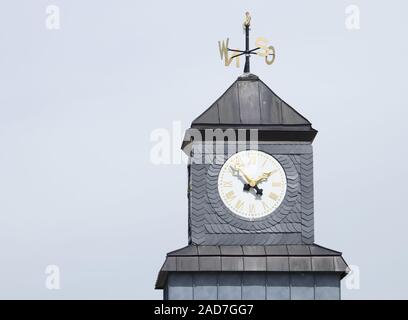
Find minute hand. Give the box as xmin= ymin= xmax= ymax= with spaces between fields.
xmin=232 ymin=164 xmax=256 ymax=186
xmin=239 ymin=168 xmax=257 ymax=187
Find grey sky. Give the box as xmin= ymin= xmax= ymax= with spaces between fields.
xmin=0 ymin=0 xmax=407 ymax=299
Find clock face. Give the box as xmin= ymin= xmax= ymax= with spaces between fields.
xmin=217 ymin=150 xmax=287 ymax=220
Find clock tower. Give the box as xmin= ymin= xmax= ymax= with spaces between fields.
xmin=155 ymin=14 xmax=349 ymax=300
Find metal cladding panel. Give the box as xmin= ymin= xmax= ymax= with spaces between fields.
xmin=259 ymin=82 xmax=281 ymax=124
xmin=266 ymin=273 xmax=290 ymax=300
xmin=237 ymin=80 xmax=261 ymax=124
xmin=218 ymin=273 xmax=242 ymax=300
xmin=243 ymin=257 xmax=267 ymax=271
xmin=281 ymin=102 xmax=309 ymax=125
xmin=315 ymin=273 xmax=340 ymax=300
xmin=156 ymin=245 xmax=349 ymax=290
xmin=163 ymin=271 xmax=342 ymax=300
xmin=191 ymin=74 xmax=313 ymax=128
xmin=167 ymin=273 xmax=193 ymax=300
xmin=220 ymin=246 xmax=243 ymax=255
xmin=176 ymin=257 xmax=199 ymax=271
xmin=197 ymin=246 xmax=221 ymax=255
xmin=218 ymin=83 xmax=240 ymax=123
xmin=194 ymin=104 xmax=220 ymax=124
xmin=242 ymin=246 xmax=266 ymax=255
xmin=199 ymin=256 xmax=221 ymax=271
xmin=264 ymin=245 xmax=289 ymax=256
xmin=290 ymin=273 xmax=315 ymax=300
xmin=334 ymin=257 xmax=349 ymax=272
xmin=221 ymin=257 xmax=244 ymax=271
xmin=162 ymin=256 xmax=177 ymax=271
xmin=266 ymin=257 xmax=290 ymax=271
xmin=193 ymin=273 xmax=218 ymax=300
xmin=242 ymin=273 xmax=266 ymax=300
xmin=185 ymin=75 xmax=317 ymax=147
xmin=312 ymin=257 xmax=335 ymax=272
xmin=310 ymin=244 xmax=341 ymax=256
xmin=289 ymin=257 xmax=312 ymax=272
xmin=169 ymin=246 xmax=198 ymax=256
xmin=287 ymin=245 xmax=311 ymax=256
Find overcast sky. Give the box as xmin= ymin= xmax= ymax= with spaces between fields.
xmin=0 ymin=0 xmax=407 ymax=299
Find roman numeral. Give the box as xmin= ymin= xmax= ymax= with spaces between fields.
xmin=234 ymin=156 xmax=242 ymax=165
xmin=249 ymin=155 xmax=257 ymax=165
xmin=225 ymin=191 xmax=236 ymax=201
xmin=235 ymin=200 xmax=245 ymax=210
xmin=268 ymin=192 xmax=278 ymax=201
xmin=248 ymin=203 xmax=256 ymax=214
xmin=222 ymin=181 xmax=232 ymax=187
xmin=261 ymin=201 xmax=270 ymax=210
xmin=272 ymin=182 xmax=282 ymax=187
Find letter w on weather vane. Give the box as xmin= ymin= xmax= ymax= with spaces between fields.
xmin=218 ymin=12 xmax=276 ymax=73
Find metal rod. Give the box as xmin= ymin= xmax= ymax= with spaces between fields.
xmin=228 ymin=49 xmax=245 ymax=53
xmin=244 ymin=24 xmax=250 ymax=73
xmin=248 ymin=47 xmax=260 ymax=53
xmin=230 ymin=52 xmax=246 ymax=58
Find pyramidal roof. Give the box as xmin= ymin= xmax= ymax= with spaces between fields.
xmin=181 ymin=74 xmax=317 ymax=151
xmin=192 ymin=73 xmax=315 ymax=133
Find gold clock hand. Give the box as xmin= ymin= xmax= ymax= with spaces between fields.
xmin=253 ymin=171 xmax=272 ymax=185
xmin=240 ymin=167 xmax=256 ymax=187
xmin=231 ymin=164 xmax=256 ymax=186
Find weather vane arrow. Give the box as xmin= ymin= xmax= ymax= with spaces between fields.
xmin=218 ymin=12 xmax=276 ymax=73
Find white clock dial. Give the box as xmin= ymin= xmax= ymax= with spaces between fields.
xmin=217 ymin=150 xmax=287 ymax=220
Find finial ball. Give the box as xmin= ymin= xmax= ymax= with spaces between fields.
xmin=244 ymin=12 xmax=251 ymax=27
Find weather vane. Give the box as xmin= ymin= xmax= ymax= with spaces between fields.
xmin=218 ymin=12 xmax=276 ymax=73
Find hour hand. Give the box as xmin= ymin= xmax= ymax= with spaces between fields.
xmin=243 ymin=184 xmax=263 ymax=195
xmin=253 ymin=185 xmax=263 ymax=196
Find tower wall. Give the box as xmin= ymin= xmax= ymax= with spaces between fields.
xmin=165 ymin=272 xmax=340 ymax=300
xmin=188 ymin=142 xmax=314 ymax=245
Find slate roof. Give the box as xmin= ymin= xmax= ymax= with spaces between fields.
xmin=155 ymin=244 xmax=349 ymax=289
